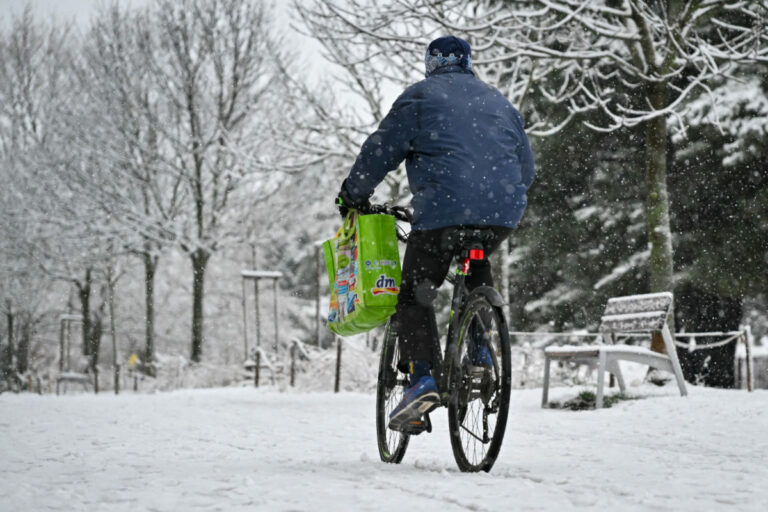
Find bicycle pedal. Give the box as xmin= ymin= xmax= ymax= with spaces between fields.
xmin=401 ymin=418 xmax=429 ymax=435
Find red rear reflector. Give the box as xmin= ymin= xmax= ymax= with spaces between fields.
xmin=469 ymin=249 xmax=484 ymax=260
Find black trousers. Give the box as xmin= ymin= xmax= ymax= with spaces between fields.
xmin=396 ymin=225 xmax=513 ymax=365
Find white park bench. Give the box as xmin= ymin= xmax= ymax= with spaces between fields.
xmin=55 ymin=371 xmax=93 ymax=395
xmin=541 ymin=292 xmax=687 ymax=408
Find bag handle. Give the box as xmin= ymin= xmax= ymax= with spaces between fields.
xmin=337 ymin=210 xmax=358 ymax=242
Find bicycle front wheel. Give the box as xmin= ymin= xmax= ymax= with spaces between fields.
xmin=375 ymin=319 xmax=410 ymax=463
xmin=447 ymin=289 xmax=511 ymax=472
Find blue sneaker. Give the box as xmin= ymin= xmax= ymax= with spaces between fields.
xmin=388 ymin=376 xmax=440 ymax=432
xmin=464 ymin=335 xmax=494 ymax=367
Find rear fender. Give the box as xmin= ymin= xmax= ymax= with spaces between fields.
xmin=470 ymin=286 xmax=505 ymax=307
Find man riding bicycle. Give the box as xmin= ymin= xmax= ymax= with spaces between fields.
xmin=336 ymin=36 xmax=535 ymax=430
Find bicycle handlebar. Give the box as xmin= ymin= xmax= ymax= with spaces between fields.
xmin=357 ymin=204 xmax=413 ymax=224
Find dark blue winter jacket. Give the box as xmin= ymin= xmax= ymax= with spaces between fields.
xmin=344 ymin=65 xmax=535 ymax=231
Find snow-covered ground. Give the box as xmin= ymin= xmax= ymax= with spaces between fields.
xmin=1 ymin=385 xmax=766 ymax=511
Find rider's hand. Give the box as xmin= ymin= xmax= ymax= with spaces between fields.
xmin=335 ymin=180 xmax=371 ymax=219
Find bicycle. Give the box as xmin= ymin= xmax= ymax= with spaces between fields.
xmin=366 ymin=204 xmax=512 ymax=473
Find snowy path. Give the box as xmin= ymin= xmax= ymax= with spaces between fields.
xmin=1 ymin=386 xmax=766 ymax=511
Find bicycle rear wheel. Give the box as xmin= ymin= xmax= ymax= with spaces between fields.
xmin=447 ymin=289 xmax=511 ymax=472
xmin=375 ymin=319 xmax=410 ymax=463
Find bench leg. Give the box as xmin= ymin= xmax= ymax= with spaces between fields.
xmin=596 ymin=350 xmax=606 ymax=409
xmin=541 ymin=355 xmax=551 ymax=408
xmin=608 ymin=358 xmax=626 ymax=393
xmin=662 ymin=324 xmax=688 ymax=397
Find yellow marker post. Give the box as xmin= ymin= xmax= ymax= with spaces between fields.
xmin=128 ymin=354 xmax=140 ymax=391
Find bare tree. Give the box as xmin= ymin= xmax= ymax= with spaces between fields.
xmin=0 ymin=8 xmax=80 ymax=375
xmin=293 ymin=0 xmax=434 ymax=203
xmin=150 ymin=0 xmax=287 ymax=361
xmin=76 ymin=3 xmax=186 ymax=370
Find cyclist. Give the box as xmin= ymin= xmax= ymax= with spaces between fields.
xmin=336 ymin=35 xmax=535 ymax=430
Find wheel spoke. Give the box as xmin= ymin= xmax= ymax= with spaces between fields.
xmin=472 ymin=310 xmax=489 ymax=334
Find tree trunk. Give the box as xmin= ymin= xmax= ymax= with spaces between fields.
xmin=16 ymin=313 xmax=30 ymax=375
xmin=90 ymin=307 xmax=104 ymax=394
xmin=143 ymin=251 xmax=158 ymax=370
xmin=190 ymin=249 xmax=210 ymax=363
xmin=645 ymin=83 xmax=675 ymax=354
xmin=77 ymin=268 xmax=93 ymax=357
xmin=4 ymin=300 xmax=13 ymax=369
xmin=107 ymin=264 xmax=119 ymax=394
xmin=501 ymin=238 xmax=512 ymax=324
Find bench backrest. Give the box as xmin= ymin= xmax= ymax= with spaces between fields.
xmin=600 ymin=292 xmax=673 ymax=334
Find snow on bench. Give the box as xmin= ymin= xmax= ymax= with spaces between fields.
xmin=542 ymin=292 xmax=687 ymax=408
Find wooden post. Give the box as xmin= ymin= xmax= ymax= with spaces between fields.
xmin=241 ymin=278 xmax=249 ymax=361
xmin=66 ymin=319 xmax=71 ymax=372
xmin=273 ymin=278 xmax=279 ymax=357
xmin=107 ymin=265 xmax=119 ymax=395
xmin=290 ymin=342 xmax=296 ymax=387
xmin=254 ymin=349 xmax=260 ymax=388
xmin=315 ymin=244 xmax=322 ymax=347
xmin=254 ymin=279 xmax=261 ymax=352
xmin=541 ymin=355 xmax=551 ymax=407
xmin=334 ymin=337 xmax=342 ymax=393
xmin=596 ymin=349 xmax=607 ymax=409
xmin=58 ymin=317 xmax=65 ymax=372
xmin=744 ymin=325 xmax=753 ymax=392
xmin=4 ymin=300 xmax=12 ymax=370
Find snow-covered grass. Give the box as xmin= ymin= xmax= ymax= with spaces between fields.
xmin=1 ymin=384 xmax=766 ymax=511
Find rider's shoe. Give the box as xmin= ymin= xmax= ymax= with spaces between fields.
xmin=471 ymin=345 xmax=493 ymax=366
xmin=388 ymin=375 xmax=439 ymax=432
xmin=465 ymin=335 xmax=493 ymax=367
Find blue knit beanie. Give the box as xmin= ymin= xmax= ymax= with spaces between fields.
xmin=425 ymin=35 xmax=472 ymax=77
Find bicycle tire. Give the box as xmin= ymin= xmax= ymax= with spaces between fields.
xmin=375 ymin=319 xmax=410 ymax=463
xmin=447 ymin=289 xmax=512 ymax=472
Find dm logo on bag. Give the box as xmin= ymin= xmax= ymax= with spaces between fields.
xmin=371 ymin=274 xmax=399 ymax=296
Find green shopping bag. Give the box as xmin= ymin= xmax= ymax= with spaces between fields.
xmin=323 ymin=211 xmax=401 ymax=336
